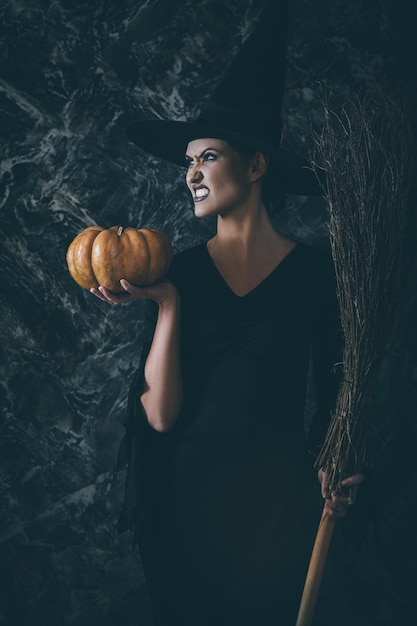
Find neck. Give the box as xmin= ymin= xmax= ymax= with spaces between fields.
xmin=206 ymin=199 xmax=296 ymax=297
xmin=211 ymin=201 xmax=280 ymax=259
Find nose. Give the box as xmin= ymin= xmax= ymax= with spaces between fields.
xmin=186 ymin=162 xmax=203 ymax=186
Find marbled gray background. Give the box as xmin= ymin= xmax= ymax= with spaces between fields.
xmin=1 ymin=1 xmax=416 ymax=625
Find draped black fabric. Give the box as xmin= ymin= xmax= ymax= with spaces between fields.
xmin=118 ymin=242 xmax=344 ymax=625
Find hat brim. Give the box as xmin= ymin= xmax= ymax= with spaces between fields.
xmin=126 ymin=119 xmax=324 ymax=196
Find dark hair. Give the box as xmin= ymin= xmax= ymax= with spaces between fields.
xmin=228 ymin=141 xmax=286 ymax=213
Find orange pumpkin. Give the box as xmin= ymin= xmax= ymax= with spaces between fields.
xmin=66 ymin=226 xmax=173 ymax=292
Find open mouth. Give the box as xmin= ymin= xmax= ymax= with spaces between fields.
xmin=193 ymin=186 xmax=209 ymax=202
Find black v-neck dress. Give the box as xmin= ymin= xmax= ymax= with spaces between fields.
xmin=118 ymin=242 xmax=343 ymax=626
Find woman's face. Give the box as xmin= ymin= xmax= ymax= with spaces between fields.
xmin=185 ymin=138 xmax=254 ymax=218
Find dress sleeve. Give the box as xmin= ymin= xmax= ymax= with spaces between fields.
xmin=116 ymin=299 xmax=166 ymax=540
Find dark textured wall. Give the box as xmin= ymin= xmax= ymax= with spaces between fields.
xmin=1 ymin=1 xmax=416 ymax=625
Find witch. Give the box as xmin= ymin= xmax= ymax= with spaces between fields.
xmin=92 ymin=2 xmax=364 ymax=624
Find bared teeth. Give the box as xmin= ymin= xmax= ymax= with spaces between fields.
xmin=195 ymin=188 xmax=209 ymax=198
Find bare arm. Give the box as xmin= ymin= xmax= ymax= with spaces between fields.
xmin=140 ymin=286 xmax=182 ymax=432
xmin=91 ymin=278 xmax=183 ymax=432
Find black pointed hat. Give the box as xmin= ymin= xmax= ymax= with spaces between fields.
xmin=127 ymin=1 xmax=321 ymax=195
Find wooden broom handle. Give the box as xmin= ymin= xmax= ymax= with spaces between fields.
xmin=295 ymin=506 xmax=336 ymax=626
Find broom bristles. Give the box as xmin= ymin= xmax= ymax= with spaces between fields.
xmin=311 ymin=86 xmax=416 ymax=491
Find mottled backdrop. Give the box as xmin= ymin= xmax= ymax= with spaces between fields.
xmin=1 ymin=1 xmax=416 ymax=625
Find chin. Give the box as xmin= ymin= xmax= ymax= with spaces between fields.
xmin=193 ymin=202 xmax=218 ymax=219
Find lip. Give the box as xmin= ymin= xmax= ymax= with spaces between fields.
xmin=192 ymin=184 xmax=209 ymax=203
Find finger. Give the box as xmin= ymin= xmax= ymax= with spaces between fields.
xmin=325 ymin=498 xmax=351 ymax=518
xmin=325 ymin=504 xmax=348 ymax=519
xmin=98 ymin=286 xmax=130 ymax=304
xmin=341 ymin=473 xmax=365 ymax=487
xmin=90 ymin=287 xmax=114 ymax=303
xmin=330 ymin=485 xmax=358 ymax=510
xmin=332 ymin=491 xmax=355 ymax=506
xmin=318 ymin=469 xmax=331 ymax=499
xmin=119 ymin=279 xmax=147 ymax=297
xmin=119 ymin=279 xmax=134 ymax=293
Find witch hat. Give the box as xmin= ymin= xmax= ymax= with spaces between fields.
xmin=127 ymin=1 xmax=321 ymax=195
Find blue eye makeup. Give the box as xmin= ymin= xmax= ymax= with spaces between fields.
xmin=185 ymin=148 xmax=220 ymax=167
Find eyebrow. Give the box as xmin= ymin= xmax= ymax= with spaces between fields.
xmin=184 ymin=147 xmax=222 ymax=160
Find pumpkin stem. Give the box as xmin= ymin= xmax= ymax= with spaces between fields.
xmin=117 ymin=226 xmax=123 ymax=236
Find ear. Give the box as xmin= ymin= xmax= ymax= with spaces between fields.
xmin=249 ymin=152 xmax=269 ymax=182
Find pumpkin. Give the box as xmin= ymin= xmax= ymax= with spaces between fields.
xmin=66 ymin=225 xmax=173 ymax=292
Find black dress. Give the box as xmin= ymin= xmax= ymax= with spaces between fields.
xmin=118 ymin=242 xmax=343 ymax=626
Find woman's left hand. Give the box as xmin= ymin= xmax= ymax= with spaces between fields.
xmin=318 ymin=469 xmax=365 ymax=519
xmin=90 ymin=278 xmax=177 ymax=306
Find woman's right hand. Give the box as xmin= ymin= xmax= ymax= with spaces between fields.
xmin=90 ymin=278 xmax=178 ymax=306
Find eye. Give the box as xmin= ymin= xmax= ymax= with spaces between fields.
xmin=185 ymin=156 xmax=193 ymax=168
xmin=203 ymin=152 xmax=217 ymax=162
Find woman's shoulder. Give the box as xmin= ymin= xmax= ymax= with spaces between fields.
xmin=296 ymin=241 xmax=332 ymax=261
xmin=167 ymin=241 xmax=207 ymax=281
xmin=292 ymin=243 xmax=336 ymax=296
xmin=285 ymin=240 xmax=331 ymax=271
xmin=296 ymin=242 xmax=334 ymax=272
xmin=173 ymin=241 xmax=207 ymax=261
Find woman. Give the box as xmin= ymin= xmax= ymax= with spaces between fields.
xmin=91 ymin=136 xmax=364 ymax=625
xmin=93 ymin=2 xmax=366 ymax=623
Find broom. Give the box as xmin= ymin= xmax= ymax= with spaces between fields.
xmin=295 ymin=86 xmax=416 ymax=626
